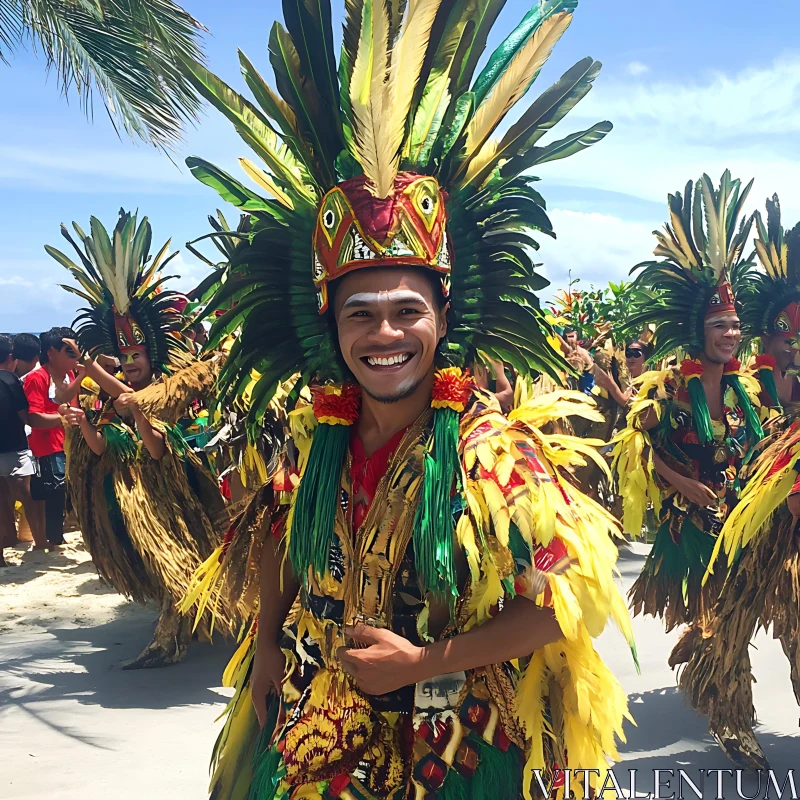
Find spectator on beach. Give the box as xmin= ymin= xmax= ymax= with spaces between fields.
xmin=13 ymin=333 xmax=40 ymax=380
xmin=0 ymin=335 xmax=44 ymax=566
xmin=24 ymin=327 xmax=79 ymax=548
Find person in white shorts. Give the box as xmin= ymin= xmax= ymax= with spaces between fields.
xmin=0 ymin=334 xmax=42 ymax=565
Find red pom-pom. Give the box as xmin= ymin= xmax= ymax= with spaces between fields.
xmin=432 ymin=367 xmax=473 ymax=412
xmin=312 ymin=383 xmax=361 ymax=425
xmin=723 ymin=358 xmax=741 ymax=375
xmin=754 ymin=354 xmax=777 ymax=371
xmin=680 ymin=358 xmax=704 ymax=379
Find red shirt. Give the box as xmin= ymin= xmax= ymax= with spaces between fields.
xmin=24 ymin=366 xmax=71 ymax=457
xmin=349 ymin=427 xmax=408 ymax=529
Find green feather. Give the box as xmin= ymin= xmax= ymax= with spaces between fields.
xmin=465 ymin=57 xmax=602 ymax=188
xmin=269 ymin=22 xmax=338 ymax=188
xmin=470 ymin=0 xmax=577 ymax=107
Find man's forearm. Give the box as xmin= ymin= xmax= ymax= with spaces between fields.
xmin=258 ymin=535 xmax=300 ymax=645
xmin=418 ymin=596 xmax=561 ymax=680
xmin=84 ymin=360 xmax=129 ymax=398
xmin=28 ymin=412 xmax=63 ymax=429
xmin=131 ymin=407 xmax=166 ymax=460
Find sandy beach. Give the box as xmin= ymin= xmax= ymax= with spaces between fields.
xmin=1 ymin=537 xmax=797 ymax=799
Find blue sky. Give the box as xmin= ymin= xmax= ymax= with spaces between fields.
xmin=3 ymin=0 xmax=800 ymax=332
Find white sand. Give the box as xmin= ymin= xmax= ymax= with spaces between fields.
xmin=0 ymin=532 xmax=235 ymax=800
xmin=1 ymin=537 xmax=797 ymax=799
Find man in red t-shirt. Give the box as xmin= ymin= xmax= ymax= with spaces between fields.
xmin=24 ymin=327 xmax=79 ymax=547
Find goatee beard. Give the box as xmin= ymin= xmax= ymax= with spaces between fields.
xmin=362 ymin=375 xmax=425 ymax=404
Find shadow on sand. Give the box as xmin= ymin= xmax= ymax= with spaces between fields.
xmin=616 ymin=685 xmax=798 ymax=796
xmin=0 ymin=602 xmax=237 ymax=727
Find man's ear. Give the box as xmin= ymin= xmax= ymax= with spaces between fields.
xmin=438 ymin=302 xmax=450 ymax=340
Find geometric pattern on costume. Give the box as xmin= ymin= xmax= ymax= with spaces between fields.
xmin=198 ymin=389 xmax=635 ymax=800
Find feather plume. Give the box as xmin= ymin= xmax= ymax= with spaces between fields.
xmin=456 ymin=11 xmax=573 ymax=179
xmin=386 ymin=0 xmax=443 ymax=167
xmin=349 ymin=0 xmax=396 ymax=196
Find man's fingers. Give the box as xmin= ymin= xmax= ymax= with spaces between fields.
xmin=345 ymin=622 xmax=383 ymax=646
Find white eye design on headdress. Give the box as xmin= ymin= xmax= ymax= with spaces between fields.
xmin=420 ymin=196 xmax=433 ymax=214
xmin=323 ymin=209 xmax=336 ymax=229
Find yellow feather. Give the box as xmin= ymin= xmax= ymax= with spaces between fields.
xmin=479 ymin=477 xmax=511 ymax=547
xmin=457 ymin=11 xmax=573 ymax=180
xmin=239 ymin=157 xmax=294 ymax=209
xmin=386 ymin=0 xmax=443 ymax=176
xmin=350 ymin=0 xmax=395 ymax=197
xmin=456 ymin=513 xmax=480 ymax=582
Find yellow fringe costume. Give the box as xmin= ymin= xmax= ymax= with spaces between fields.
xmin=187 ymin=390 xmax=635 ymax=800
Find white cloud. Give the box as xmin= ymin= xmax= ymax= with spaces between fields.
xmin=0 ymin=275 xmax=35 ymax=287
xmin=626 ymin=61 xmax=650 ymax=77
xmin=539 ymin=55 xmax=800 ymax=220
xmin=537 ymin=209 xmax=657 ymax=294
xmin=0 ymin=144 xmax=192 ymax=193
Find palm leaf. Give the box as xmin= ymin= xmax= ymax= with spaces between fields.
xmin=6 ymin=0 xmax=207 ymax=149
xmin=269 ymin=21 xmax=338 ymax=188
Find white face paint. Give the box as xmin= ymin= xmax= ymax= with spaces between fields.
xmin=335 ymin=269 xmax=447 ymax=404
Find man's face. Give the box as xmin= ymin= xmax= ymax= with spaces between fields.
xmin=763 ymin=333 xmax=796 ymax=372
xmin=334 ymin=268 xmax=447 ymax=403
xmin=566 ymin=332 xmax=578 ymax=348
xmin=48 ymin=342 xmax=79 ymax=375
xmin=15 ymin=358 xmax=38 ymax=378
xmin=120 ymin=347 xmax=152 ymax=387
xmin=625 ymin=344 xmax=645 ymax=377
xmin=703 ymin=313 xmax=741 ymax=364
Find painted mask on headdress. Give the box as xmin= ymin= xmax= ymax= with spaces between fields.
xmin=705 ymin=275 xmax=736 ymax=317
xmin=113 ymin=309 xmax=147 ymax=355
xmin=772 ymin=301 xmax=800 ymax=338
xmin=312 ymin=173 xmax=452 ymax=314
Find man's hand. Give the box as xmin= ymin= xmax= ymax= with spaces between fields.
xmin=114 ymin=392 xmax=139 ymax=414
xmin=336 ymin=623 xmax=425 ymax=696
xmin=676 ymin=476 xmax=717 ymax=507
xmin=250 ymin=640 xmax=285 ymax=727
xmin=61 ymin=406 xmax=87 ymax=427
xmin=62 ymin=338 xmax=84 ymax=362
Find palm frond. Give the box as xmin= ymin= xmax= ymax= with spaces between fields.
xmin=8 ymin=0 xmax=206 ymax=149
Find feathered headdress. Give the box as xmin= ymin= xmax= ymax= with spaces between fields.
xmin=626 ymin=171 xmax=762 ymax=446
xmin=180 ymin=0 xmax=612 ymax=424
xmin=737 ymin=195 xmax=800 ymax=407
xmin=627 ymin=170 xmax=755 ymax=361
xmin=47 ymin=209 xmax=190 ymax=373
xmin=180 ymin=0 xmax=612 ymax=600
xmin=740 ymin=195 xmax=800 ymax=341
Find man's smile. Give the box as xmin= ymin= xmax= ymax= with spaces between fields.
xmin=361 ymin=352 xmax=415 ymax=370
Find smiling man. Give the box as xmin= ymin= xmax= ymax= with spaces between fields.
xmin=178 ymin=0 xmax=637 ymax=797
xmin=678 ymin=197 xmax=800 ymax=769
xmin=612 ymin=172 xmax=764 ymax=765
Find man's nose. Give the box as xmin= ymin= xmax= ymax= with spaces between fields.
xmin=370 ymin=318 xmax=403 ymax=343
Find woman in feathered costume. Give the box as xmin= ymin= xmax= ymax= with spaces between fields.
xmin=677 ymin=196 xmax=800 ymax=769
xmin=177 ymin=1 xmax=636 ymax=797
xmin=49 ymin=210 xmax=230 ymax=668
xmin=611 ymin=172 xmax=763 ymax=651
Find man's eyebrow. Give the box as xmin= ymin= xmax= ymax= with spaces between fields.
xmin=341 ymin=290 xmax=428 ymax=310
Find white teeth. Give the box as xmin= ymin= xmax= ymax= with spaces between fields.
xmin=367 ymin=353 xmax=411 ymax=366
